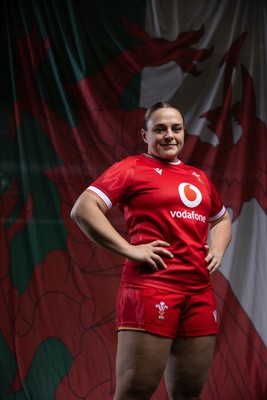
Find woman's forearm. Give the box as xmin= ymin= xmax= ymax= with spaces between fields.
xmin=206 ymin=210 xmax=232 ymax=274
xmin=209 ymin=211 xmax=232 ymax=256
xmin=71 ymin=190 xmax=174 ymax=270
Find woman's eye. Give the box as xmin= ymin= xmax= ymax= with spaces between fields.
xmin=153 ymin=125 xmax=183 ymax=133
xmin=173 ymin=127 xmax=183 ymax=133
xmin=154 ymin=127 xmax=164 ymax=132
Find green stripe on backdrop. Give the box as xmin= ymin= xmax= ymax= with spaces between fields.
xmin=0 ymin=1 xmax=147 ymax=399
xmin=1 ymin=0 xmax=147 ymax=290
xmin=1 ymin=0 xmax=146 ymax=129
xmin=0 ymin=334 xmax=72 ymax=400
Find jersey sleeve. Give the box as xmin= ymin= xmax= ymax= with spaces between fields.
xmin=87 ymin=158 xmax=135 ymax=209
xmin=201 ymin=172 xmax=226 ymax=222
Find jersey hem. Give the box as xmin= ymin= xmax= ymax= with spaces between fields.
xmin=120 ymin=278 xmax=212 ymax=296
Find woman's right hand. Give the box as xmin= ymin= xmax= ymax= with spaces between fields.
xmin=125 ymin=240 xmax=174 ymax=270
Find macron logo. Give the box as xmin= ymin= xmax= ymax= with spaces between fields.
xmin=154 ymin=168 xmax=162 ymax=175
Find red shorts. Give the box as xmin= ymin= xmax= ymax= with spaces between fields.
xmin=116 ymin=283 xmax=218 ymax=338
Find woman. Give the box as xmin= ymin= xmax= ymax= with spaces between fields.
xmin=71 ymin=102 xmax=232 ymax=400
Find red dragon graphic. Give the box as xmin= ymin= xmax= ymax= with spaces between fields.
xmin=1 ymin=20 xmax=267 ymax=399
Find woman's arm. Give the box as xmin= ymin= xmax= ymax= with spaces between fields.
xmin=205 ymin=210 xmax=232 ymax=274
xmin=70 ymin=190 xmax=173 ymax=270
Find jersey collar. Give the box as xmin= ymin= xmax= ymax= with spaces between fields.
xmin=143 ymin=153 xmax=181 ymax=165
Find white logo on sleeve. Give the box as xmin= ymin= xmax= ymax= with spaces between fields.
xmin=178 ymin=183 xmax=202 ymax=208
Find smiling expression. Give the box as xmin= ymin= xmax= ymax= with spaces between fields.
xmin=141 ymin=107 xmax=185 ymax=162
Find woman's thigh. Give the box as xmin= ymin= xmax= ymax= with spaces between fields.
xmin=164 ymin=335 xmax=216 ymax=399
xmin=114 ymin=330 xmax=173 ymax=400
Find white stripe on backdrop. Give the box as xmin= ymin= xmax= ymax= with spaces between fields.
xmin=141 ymin=0 xmax=267 ymax=346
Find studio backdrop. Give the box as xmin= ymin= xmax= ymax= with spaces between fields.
xmin=0 ymin=1 xmax=266 ymax=399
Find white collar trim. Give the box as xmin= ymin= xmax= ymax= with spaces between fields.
xmin=143 ymin=153 xmax=181 ymax=165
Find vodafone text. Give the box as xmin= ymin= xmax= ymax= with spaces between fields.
xmin=170 ymin=210 xmax=206 ymax=223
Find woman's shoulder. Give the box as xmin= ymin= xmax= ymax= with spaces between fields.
xmin=180 ymin=161 xmax=206 ymax=175
xmin=113 ymin=154 xmax=144 ymax=168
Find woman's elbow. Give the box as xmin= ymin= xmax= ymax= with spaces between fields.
xmin=70 ymin=203 xmax=80 ymax=222
xmin=70 ymin=197 xmax=87 ymax=223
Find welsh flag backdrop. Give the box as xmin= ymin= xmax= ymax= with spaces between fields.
xmin=1 ymin=1 xmax=267 ymax=399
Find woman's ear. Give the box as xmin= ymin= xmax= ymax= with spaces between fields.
xmin=141 ymin=129 xmax=147 ymax=143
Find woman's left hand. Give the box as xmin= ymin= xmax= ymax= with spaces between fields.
xmin=205 ymin=249 xmax=223 ymax=275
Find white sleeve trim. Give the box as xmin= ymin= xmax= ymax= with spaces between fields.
xmin=209 ymin=206 xmax=226 ymax=222
xmin=87 ymin=186 xmax=113 ymax=209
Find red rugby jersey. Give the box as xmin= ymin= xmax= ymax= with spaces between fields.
xmin=88 ymin=154 xmax=226 ymax=294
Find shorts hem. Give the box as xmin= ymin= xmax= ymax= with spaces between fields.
xmin=117 ymin=327 xmax=146 ymax=332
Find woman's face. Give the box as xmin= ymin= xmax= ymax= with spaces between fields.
xmin=141 ymin=107 xmax=185 ymax=162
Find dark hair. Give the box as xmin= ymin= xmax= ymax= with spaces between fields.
xmin=143 ymin=102 xmax=185 ymax=130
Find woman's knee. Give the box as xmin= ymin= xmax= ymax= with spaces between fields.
xmin=114 ymin=369 xmax=159 ymax=399
xmin=167 ymin=378 xmax=203 ymax=400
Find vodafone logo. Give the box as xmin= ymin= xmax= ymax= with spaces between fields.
xmin=170 ymin=183 xmax=205 ymax=222
xmin=178 ymin=183 xmax=202 ymax=208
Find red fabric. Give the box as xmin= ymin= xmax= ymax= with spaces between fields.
xmin=117 ymin=283 xmax=218 ymax=338
xmin=89 ymin=154 xmax=225 ymax=294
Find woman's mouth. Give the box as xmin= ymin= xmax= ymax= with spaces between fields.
xmin=161 ymin=143 xmax=177 ymax=148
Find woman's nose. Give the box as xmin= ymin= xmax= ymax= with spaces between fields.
xmin=165 ymin=128 xmax=173 ymax=138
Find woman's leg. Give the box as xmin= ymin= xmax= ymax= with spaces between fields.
xmin=114 ymin=330 xmax=173 ymax=400
xmin=164 ymin=335 xmax=216 ymax=400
